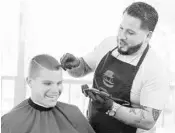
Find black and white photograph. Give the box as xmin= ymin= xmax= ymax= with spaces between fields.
xmin=1 ymin=0 xmax=175 ymax=133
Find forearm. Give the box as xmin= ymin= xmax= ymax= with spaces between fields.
xmin=68 ymin=57 xmax=93 ymax=77
xmin=111 ymin=103 xmax=161 ymax=130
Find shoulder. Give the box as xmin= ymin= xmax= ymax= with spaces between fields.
xmin=140 ymin=47 xmax=170 ymax=89
xmin=83 ymin=36 xmax=117 ymax=69
xmin=56 ymin=102 xmax=84 ymax=122
xmin=56 ymin=101 xmax=80 ymax=112
xmin=1 ymin=99 xmax=30 ymax=126
xmin=96 ymin=36 xmax=117 ymax=52
xmin=143 ymin=47 xmax=168 ymax=76
xmin=145 ymin=47 xmax=166 ymax=65
xmin=94 ymin=36 xmax=117 ymax=60
xmin=101 ymin=36 xmax=117 ymax=44
xmin=55 ymin=102 xmax=95 ymax=133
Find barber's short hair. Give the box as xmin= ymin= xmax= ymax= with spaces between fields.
xmin=28 ymin=54 xmax=61 ymax=79
xmin=124 ymin=2 xmax=158 ymax=32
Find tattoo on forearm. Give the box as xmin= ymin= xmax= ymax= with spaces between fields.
xmin=140 ymin=109 xmax=145 ymax=120
xmin=129 ymin=105 xmax=148 ymax=116
xmin=80 ymin=58 xmax=92 ymax=75
xmin=139 ymin=106 xmax=149 ymax=121
xmin=152 ymin=109 xmax=161 ymax=121
xmin=129 ymin=106 xmax=148 ymax=126
xmin=116 ymin=105 xmax=160 ymax=128
xmin=129 ymin=108 xmax=137 ymax=115
xmin=128 ymin=107 xmax=146 ymax=127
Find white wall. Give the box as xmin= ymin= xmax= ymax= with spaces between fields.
xmin=23 ymin=0 xmax=175 ymax=78
xmin=1 ymin=0 xmax=175 ymax=127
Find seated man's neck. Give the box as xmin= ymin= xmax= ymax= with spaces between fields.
xmin=30 ymin=96 xmax=50 ymax=108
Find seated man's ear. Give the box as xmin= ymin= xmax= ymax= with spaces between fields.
xmin=145 ymin=31 xmax=152 ymax=43
xmin=26 ymin=77 xmax=32 ymax=88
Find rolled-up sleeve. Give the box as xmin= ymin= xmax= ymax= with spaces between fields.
xmin=140 ymin=67 xmax=171 ymax=110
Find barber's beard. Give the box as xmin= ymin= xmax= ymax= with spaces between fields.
xmin=117 ymin=39 xmax=143 ymax=55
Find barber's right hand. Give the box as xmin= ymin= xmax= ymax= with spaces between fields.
xmin=60 ymin=53 xmax=80 ymax=70
xmin=84 ymin=89 xmax=113 ymax=113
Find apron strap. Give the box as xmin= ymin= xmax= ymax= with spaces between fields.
xmin=98 ymin=44 xmax=149 ymax=79
xmin=110 ymin=46 xmax=118 ymax=53
xmin=136 ymin=45 xmax=149 ymax=68
xmin=98 ymin=46 xmax=118 ymax=74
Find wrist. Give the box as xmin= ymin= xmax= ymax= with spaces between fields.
xmin=106 ymin=102 xmax=121 ymax=116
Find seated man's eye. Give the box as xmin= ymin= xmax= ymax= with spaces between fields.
xmin=44 ymin=83 xmax=51 ymax=85
xmin=119 ymin=26 xmax=123 ymax=30
xmin=57 ymin=83 xmax=61 ymax=86
xmin=128 ymin=31 xmax=134 ymax=35
xmin=57 ymin=81 xmax=62 ymax=86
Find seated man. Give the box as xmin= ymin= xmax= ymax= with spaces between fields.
xmin=1 ymin=54 xmax=95 ymax=133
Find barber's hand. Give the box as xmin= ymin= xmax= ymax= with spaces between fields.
xmin=60 ymin=53 xmax=80 ymax=70
xmin=88 ymin=89 xmax=113 ymax=113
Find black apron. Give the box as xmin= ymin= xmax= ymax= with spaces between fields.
xmin=88 ymin=45 xmax=149 ymax=133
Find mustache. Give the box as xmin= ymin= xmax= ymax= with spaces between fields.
xmin=117 ymin=39 xmax=142 ymax=55
xmin=117 ymin=38 xmax=127 ymax=45
xmin=120 ymin=39 xmax=127 ymax=45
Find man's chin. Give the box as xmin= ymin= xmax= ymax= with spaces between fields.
xmin=118 ymin=48 xmax=129 ymax=55
xmin=118 ymin=45 xmax=142 ymax=55
xmin=44 ymin=98 xmax=58 ymax=107
xmin=46 ymin=102 xmax=57 ymax=108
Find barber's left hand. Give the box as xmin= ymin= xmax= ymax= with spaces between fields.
xmin=87 ymin=89 xmax=113 ymax=113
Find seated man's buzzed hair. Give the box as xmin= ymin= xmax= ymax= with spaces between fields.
xmin=28 ymin=54 xmax=61 ymax=79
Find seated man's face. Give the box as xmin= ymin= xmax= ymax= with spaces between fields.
xmin=29 ymin=68 xmax=63 ymax=107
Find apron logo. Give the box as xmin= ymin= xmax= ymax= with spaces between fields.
xmin=103 ymin=70 xmax=114 ymax=88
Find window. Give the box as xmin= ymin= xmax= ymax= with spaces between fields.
xmin=1 ymin=0 xmax=175 ymax=129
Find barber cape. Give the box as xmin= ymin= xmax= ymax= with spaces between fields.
xmin=1 ymin=98 xmax=95 ymax=133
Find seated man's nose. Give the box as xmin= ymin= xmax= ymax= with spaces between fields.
xmin=50 ymin=86 xmax=60 ymax=92
xmin=49 ymin=90 xmax=60 ymax=95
